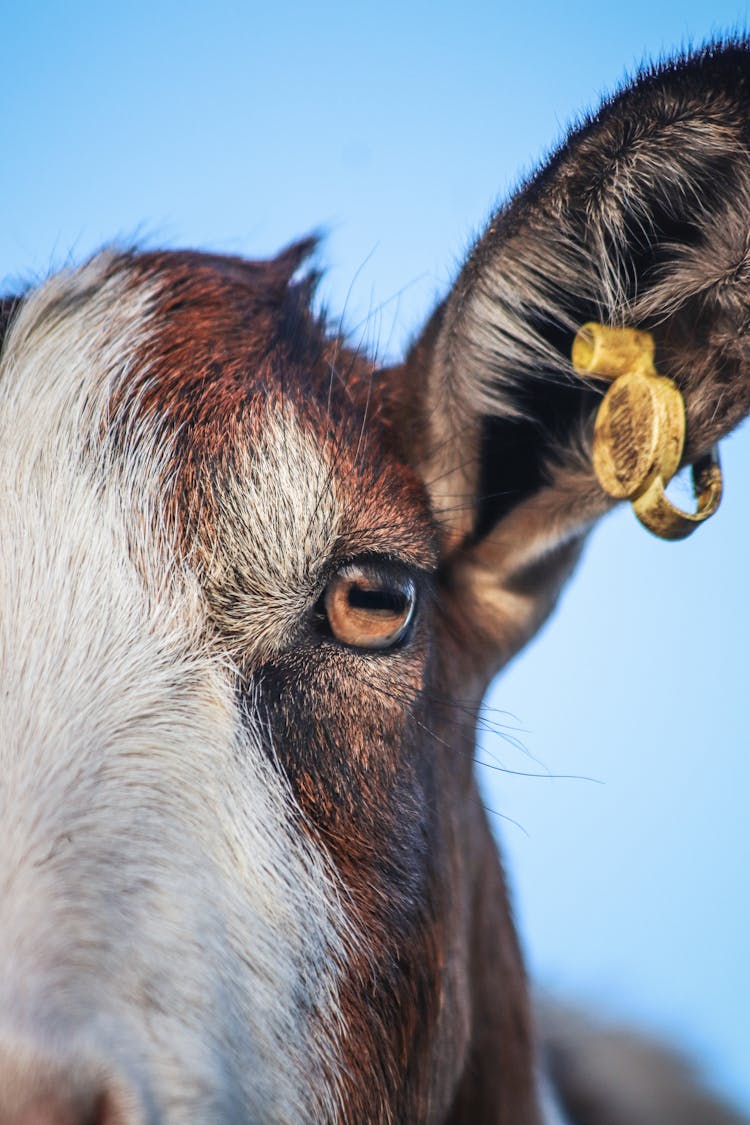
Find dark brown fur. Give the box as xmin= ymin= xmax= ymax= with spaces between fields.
xmin=3 ymin=39 xmax=750 ymax=1125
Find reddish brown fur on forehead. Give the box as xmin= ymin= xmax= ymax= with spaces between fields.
xmin=114 ymin=244 xmax=437 ymax=571
xmin=127 ymin=240 xmax=343 ymax=432
xmin=125 ymin=241 xmax=370 ymax=438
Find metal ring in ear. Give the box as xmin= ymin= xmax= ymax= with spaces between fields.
xmin=572 ymin=323 xmax=722 ymax=540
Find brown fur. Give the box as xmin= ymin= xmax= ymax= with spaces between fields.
xmin=2 ymin=39 xmax=750 ymax=1125
xmin=110 ymin=248 xmax=536 ymax=1122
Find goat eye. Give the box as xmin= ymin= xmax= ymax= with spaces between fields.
xmin=322 ymin=563 xmax=416 ymax=651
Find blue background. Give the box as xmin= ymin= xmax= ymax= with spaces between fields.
xmin=3 ymin=1 xmax=749 ymax=1112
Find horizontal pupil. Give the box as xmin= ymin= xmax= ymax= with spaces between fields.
xmin=347 ymin=583 xmax=408 ymax=615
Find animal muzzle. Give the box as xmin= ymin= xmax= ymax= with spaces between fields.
xmin=0 ymin=1039 xmax=147 ymax=1125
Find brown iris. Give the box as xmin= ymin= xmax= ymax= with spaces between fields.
xmin=323 ymin=562 xmax=416 ymax=651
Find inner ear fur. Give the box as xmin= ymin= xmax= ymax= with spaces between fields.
xmin=394 ymin=41 xmax=750 ymax=678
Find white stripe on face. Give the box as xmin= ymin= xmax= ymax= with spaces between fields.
xmin=0 ymin=255 xmax=349 ymax=1123
xmin=201 ymin=401 xmax=343 ymax=665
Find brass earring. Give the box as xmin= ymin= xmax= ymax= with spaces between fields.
xmin=572 ymin=323 xmax=722 ymax=540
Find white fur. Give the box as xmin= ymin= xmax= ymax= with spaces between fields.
xmin=0 ymin=255 xmax=349 ymax=1123
xmin=202 ymin=404 xmax=342 ymax=665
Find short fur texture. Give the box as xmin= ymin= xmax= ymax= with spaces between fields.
xmin=0 ymin=258 xmax=350 ymax=1123
xmin=1 ymin=39 xmax=749 ymax=1125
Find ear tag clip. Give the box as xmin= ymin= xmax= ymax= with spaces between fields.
xmin=572 ymin=323 xmax=722 ymax=540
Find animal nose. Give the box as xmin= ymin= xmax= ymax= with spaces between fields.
xmin=0 ymin=1048 xmax=139 ymax=1125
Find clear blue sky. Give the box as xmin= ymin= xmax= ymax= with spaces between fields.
xmin=3 ymin=0 xmax=749 ymax=1111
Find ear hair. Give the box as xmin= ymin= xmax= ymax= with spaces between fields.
xmin=399 ymin=40 xmax=750 ymax=677
xmin=410 ymin=41 xmax=750 ymax=536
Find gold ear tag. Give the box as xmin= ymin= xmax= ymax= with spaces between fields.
xmin=572 ymin=323 xmax=722 ymax=540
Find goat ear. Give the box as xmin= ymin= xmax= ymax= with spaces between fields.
xmin=397 ymin=42 xmax=750 ymax=678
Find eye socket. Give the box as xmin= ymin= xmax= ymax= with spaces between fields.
xmin=322 ymin=562 xmax=416 ymax=651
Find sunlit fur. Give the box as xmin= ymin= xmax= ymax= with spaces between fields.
xmin=0 ymin=257 xmax=350 ymax=1123
xmin=201 ymin=402 xmax=343 ymax=665
xmin=3 ymin=40 xmax=750 ymax=1125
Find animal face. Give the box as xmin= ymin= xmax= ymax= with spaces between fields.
xmin=0 ymin=247 xmax=481 ymax=1124
xmin=2 ymin=41 xmax=750 ymax=1125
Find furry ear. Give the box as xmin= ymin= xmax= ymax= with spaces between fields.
xmin=395 ymin=41 xmax=750 ymax=680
